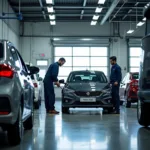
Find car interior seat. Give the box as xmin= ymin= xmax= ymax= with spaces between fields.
xmin=75 ymin=76 xmax=82 ymax=82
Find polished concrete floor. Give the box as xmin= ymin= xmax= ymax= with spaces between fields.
xmin=0 ymin=101 xmax=150 ymax=150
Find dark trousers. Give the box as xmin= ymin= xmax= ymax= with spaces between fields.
xmin=111 ymin=84 xmax=120 ymax=112
xmin=44 ymin=81 xmax=55 ymax=111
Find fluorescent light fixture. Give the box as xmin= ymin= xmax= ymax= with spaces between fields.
xmin=95 ymin=7 xmax=103 ymax=13
xmin=98 ymin=0 xmax=106 ymax=4
xmin=137 ymin=22 xmax=145 ymax=26
xmin=50 ymin=21 xmax=56 ymax=25
xmin=91 ymin=21 xmax=97 ymax=25
xmin=135 ymin=2 xmax=139 ymax=6
xmin=127 ymin=30 xmax=134 ymax=34
xmin=81 ymin=38 xmax=92 ymax=41
xmin=143 ymin=17 xmax=146 ymax=21
xmin=49 ymin=14 xmax=55 ymax=20
xmin=147 ymin=3 xmax=150 ymax=6
xmin=47 ymin=7 xmax=54 ymax=13
xmin=53 ymin=38 xmax=60 ymax=41
xmin=93 ymin=15 xmax=99 ymax=20
xmin=46 ymin=0 xmax=53 ymax=4
xmin=128 ymin=9 xmax=132 ymax=13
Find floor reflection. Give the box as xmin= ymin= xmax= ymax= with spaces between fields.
xmin=0 ymin=101 xmax=150 ymax=150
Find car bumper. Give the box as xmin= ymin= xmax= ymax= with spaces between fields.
xmin=62 ymin=93 xmax=113 ymax=108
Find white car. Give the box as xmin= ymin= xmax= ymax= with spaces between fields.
xmin=25 ymin=63 xmax=42 ymax=109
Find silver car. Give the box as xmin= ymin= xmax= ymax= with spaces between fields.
xmin=61 ymin=70 xmax=113 ymax=114
xmin=0 ymin=40 xmax=39 ymax=145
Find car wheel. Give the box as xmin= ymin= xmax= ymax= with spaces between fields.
xmin=34 ymin=101 xmax=39 ymax=109
xmin=137 ymin=100 xmax=150 ymax=127
xmin=7 ymin=107 xmax=23 ymax=145
xmin=62 ymin=106 xmax=69 ymax=114
xmin=24 ymin=104 xmax=34 ymax=130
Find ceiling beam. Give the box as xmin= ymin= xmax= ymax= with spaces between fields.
xmin=80 ymin=0 xmax=87 ymax=19
xmin=38 ymin=0 xmax=46 ymax=19
xmin=100 ymin=0 xmax=120 ymax=25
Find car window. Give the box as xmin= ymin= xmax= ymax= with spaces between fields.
xmin=0 ymin=43 xmax=4 ymax=59
xmin=10 ymin=47 xmax=22 ymax=69
xmin=16 ymin=51 xmax=28 ymax=73
xmin=68 ymin=71 xmax=107 ymax=83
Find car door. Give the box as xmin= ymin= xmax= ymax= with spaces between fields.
xmin=16 ymin=51 xmax=33 ymax=120
xmin=120 ymin=73 xmax=128 ymax=101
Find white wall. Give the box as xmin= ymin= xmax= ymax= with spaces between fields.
xmin=0 ymin=0 xmax=20 ymax=49
xmin=20 ymin=21 xmax=145 ymax=99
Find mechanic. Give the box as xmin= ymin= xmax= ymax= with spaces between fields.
xmin=110 ymin=56 xmax=122 ymax=114
xmin=43 ymin=58 xmax=66 ymax=114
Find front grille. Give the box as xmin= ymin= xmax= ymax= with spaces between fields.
xmin=75 ymin=91 xmax=101 ymax=97
xmin=0 ymin=97 xmax=11 ymax=112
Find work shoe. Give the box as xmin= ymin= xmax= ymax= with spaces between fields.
xmin=48 ymin=110 xmax=60 ymax=114
xmin=112 ymin=111 xmax=120 ymax=114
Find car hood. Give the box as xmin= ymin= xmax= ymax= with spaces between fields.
xmin=66 ymin=82 xmax=109 ymax=91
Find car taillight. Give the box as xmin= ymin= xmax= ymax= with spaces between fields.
xmin=130 ymin=80 xmax=138 ymax=87
xmin=0 ymin=64 xmax=14 ymax=78
xmin=33 ymin=83 xmax=38 ymax=88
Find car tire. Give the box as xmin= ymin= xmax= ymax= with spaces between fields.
xmin=34 ymin=101 xmax=39 ymax=109
xmin=62 ymin=106 xmax=69 ymax=114
xmin=137 ymin=100 xmax=150 ymax=127
xmin=7 ymin=107 xmax=23 ymax=145
xmin=24 ymin=105 xmax=34 ymax=130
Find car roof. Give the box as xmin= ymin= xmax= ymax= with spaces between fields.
xmin=70 ymin=70 xmax=104 ymax=74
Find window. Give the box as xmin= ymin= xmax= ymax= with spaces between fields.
xmin=39 ymin=69 xmax=46 ymax=78
xmin=37 ymin=60 xmax=48 ymax=66
xmin=0 ymin=43 xmax=4 ymax=58
xmin=54 ymin=47 xmax=108 ymax=80
xmin=129 ymin=47 xmax=142 ymax=72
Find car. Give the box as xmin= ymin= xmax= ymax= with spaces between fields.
xmin=120 ymin=72 xmax=139 ymax=108
xmin=0 ymin=40 xmax=39 ymax=145
xmin=25 ymin=63 xmax=42 ymax=109
xmin=61 ymin=70 xmax=113 ymax=114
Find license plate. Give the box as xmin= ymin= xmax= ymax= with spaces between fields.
xmin=80 ymin=98 xmax=96 ymax=102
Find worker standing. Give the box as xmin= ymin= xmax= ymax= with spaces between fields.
xmin=43 ymin=58 xmax=66 ymax=114
xmin=109 ymin=56 xmax=122 ymax=114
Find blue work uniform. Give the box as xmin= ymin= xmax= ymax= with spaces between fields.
xmin=43 ymin=62 xmax=59 ymax=111
xmin=110 ymin=64 xmax=122 ymax=112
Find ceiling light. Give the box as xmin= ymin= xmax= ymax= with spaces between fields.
xmin=98 ymin=0 xmax=106 ymax=4
xmin=81 ymin=38 xmax=92 ymax=41
xmin=127 ymin=30 xmax=134 ymax=34
xmin=143 ymin=17 xmax=146 ymax=21
xmin=49 ymin=14 xmax=55 ymax=20
xmin=95 ymin=7 xmax=103 ymax=13
xmin=135 ymin=2 xmax=139 ymax=6
xmin=53 ymin=38 xmax=60 ymax=41
xmin=47 ymin=7 xmax=54 ymax=13
xmin=91 ymin=21 xmax=97 ymax=25
xmin=147 ymin=3 xmax=150 ymax=6
xmin=50 ymin=21 xmax=56 ymax=25
xmin=46 ymin=0 xmax=53 ymax=4
xmin=137 ymin=22 xmax=145 ymax=26
xmin=93 ymin=15 xmax=99 ymax=20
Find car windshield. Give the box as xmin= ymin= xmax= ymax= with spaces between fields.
xmin=0 ymin=43 xmax=4 ymax=59
xmin=68 ymin=71 xmax=107 ymax=83
xmin=132 ymin=74 xmax=139 ymax=80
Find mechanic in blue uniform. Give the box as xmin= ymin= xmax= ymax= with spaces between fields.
xmin=43 ymin=58 xmax=66 ymax=114
xmin=110 ymin=56 xmax=122 ymax=114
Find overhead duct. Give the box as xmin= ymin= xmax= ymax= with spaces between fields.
xmin=100 ymin=0 xmax=120 ymax=25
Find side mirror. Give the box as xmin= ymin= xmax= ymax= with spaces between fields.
xmin=59 ymin=79 xmax=65 ymax=84
xmin=29 ymin=66 xmax=40 ymax=75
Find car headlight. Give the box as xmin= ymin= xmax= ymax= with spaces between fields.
xmin=101 ymin=89 xmax=111 ymax=95
xmin=64 ymin=88 xmax=75 ymax=94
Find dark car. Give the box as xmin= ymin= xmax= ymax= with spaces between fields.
xmin=120 ymin=72 xmax=139 ymax=108
xmin=61 ymin=70 xmax=113 ymax=114
xmin=137 ymin=6 xmax=150 ymax=127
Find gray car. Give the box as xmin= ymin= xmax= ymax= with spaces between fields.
xmin=61 ymin=70 xmax=113 ymax=114
xmin=0 ymin=40 xmax=39 ymax=145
